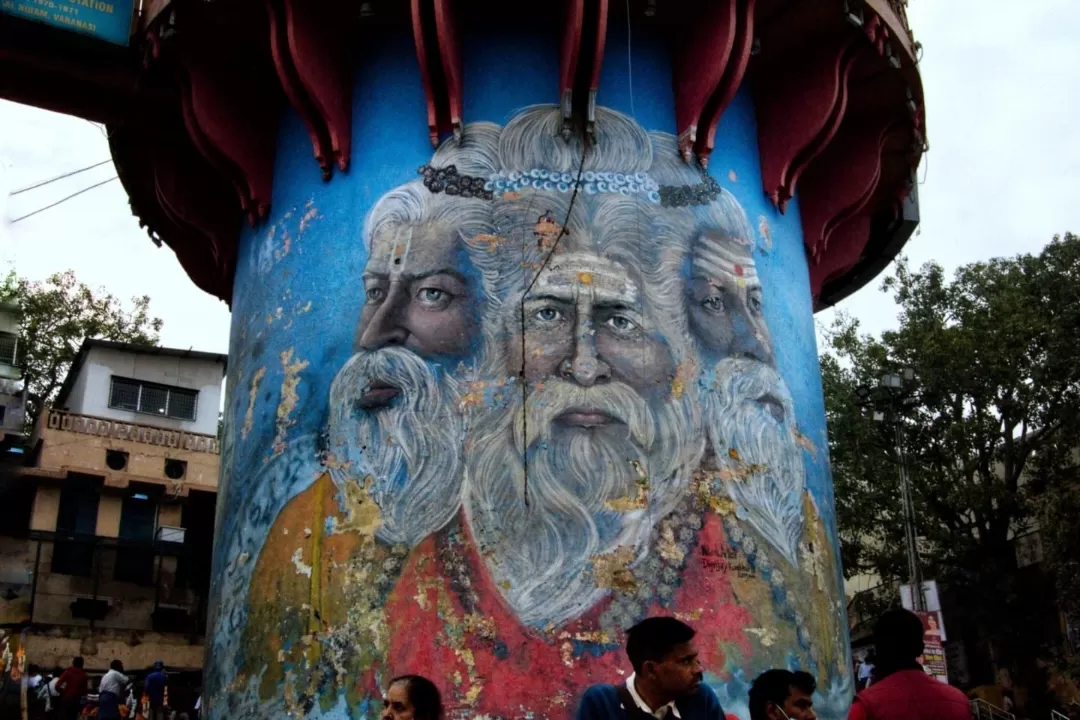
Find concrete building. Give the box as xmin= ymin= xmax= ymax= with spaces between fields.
xmin=0 ymin=302 xmax=27 ymax=443
xmin=0 ymin=339 xmax=225 ymax=675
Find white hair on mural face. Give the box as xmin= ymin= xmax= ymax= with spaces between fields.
xmin=326 ymin=346 xmax=465 ymax=547
xmin=462 ymin=185 xmax=704 ymax=627
xmin=704 ymin=357 xmax=806 ymax=566
xmin=363 ymin=120 xmax=503 ymax=255
xmin=498 ymin=105 xmax=654 ymax=174
xmin=466 ymin=374 xmax=686 ymax=627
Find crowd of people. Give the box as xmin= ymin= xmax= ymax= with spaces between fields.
xmin=24 ymin=658 xmax=198 ymax=720
xmin=375 ymin=610 xmax=969 ymax=720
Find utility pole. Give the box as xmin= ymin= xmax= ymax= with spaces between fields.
xmin=855 ymin=368 xmax=924 ymax=611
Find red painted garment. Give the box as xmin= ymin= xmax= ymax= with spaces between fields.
xmin=849 ymin=670 xmax=971 ymax=720
xmin=380 ymin=510 xmax=754 ymax=719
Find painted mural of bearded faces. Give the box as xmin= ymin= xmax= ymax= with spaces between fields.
xmin=466 ymin=222 xmax=700 ymax=628
xmin=327 ymin=196 xmax=483 ymax=548
xmin=704 ymin=357 xmax=805 ymax=567
xmin=688 ymin=229 xmax=774 ymax=366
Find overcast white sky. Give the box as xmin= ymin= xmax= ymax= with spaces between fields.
xmin=1 ymin=0 xmax=1078 ymax=357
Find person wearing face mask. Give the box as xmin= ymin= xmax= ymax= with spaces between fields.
xmin=381 ymin=675 xmax=443 ymax=720
xmin=748 ymin=670 xmax=817 ymax=720
xmin=576 ymin=617 xmax=726 ymax=720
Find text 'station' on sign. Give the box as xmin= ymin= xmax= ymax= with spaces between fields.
xmin=0 ymin=0 xmax=135 ymax=46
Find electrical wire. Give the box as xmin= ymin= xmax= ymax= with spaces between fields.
xmin=625 ymin=0 xmax=636 ymax=119
xmin=9 ymin=176 xmax=118 ymax=224
xmin=10 ymin=160 xmax=111 ymax=196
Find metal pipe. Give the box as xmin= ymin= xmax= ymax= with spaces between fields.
xmin=894 ymin=421 xmax=924 ymax=611
xmin=28 ymin=539 xmax=42 ymax=621
xmin=89 ymin=540 xmax=101 ymax=630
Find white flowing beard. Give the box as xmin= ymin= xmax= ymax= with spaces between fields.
xmin=465 ymin=377 xmax=702 ymax=628
xmin=326 ymin=346 xmax=464 ymax=547
xmin=704 ymin=357 xmax=805 ymax=566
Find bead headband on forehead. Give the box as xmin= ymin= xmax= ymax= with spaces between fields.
xmin=418 ymin=164 xmax=722 ymax=208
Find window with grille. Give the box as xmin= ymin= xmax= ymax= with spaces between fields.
xmin=108 ymin=377 xmax=199 ymax=421
xmin=0 ymin=333 xmax=18 ymax=366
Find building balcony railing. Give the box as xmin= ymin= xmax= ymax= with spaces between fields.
xmin=0 ymin=531 xmax=208 ymax=638
xmin=44 ymin=409 xmax=220 ymax=455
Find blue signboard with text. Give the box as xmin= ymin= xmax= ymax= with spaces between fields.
xmin=0 ymin=0 xmax=134 ymax=46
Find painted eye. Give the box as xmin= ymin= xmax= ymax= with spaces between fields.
xmin=748 ymin=294 xmax=763 ymax=313
xmin=366 ymin=287 xmax=386 ymax=303
xmin=535 ymin=307 xmax=563 ymax=322
xmin=701 ymin=295 xmax=724 ymax=312
xmin=605 ymin=315 xmax=637 ymax=333
xmin=417 ymin=288 xmax=447 ymax=303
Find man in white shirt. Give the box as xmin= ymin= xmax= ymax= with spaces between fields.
xmin=576 ymin=617 xmax=725 ymax=720
xmin=857 ymin=652 xmax=876 ymax=690
xmin=97 ymin=660 xmax=129 ymax=720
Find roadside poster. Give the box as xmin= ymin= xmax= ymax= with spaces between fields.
xmin=917 ymin=610 xmax=949 ymax=684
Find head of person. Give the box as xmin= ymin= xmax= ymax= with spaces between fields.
xmin=382 ymin=675 xmax=443 ymax=720
xmin=873 ymin=608 xmax=925 ymax=674
xmin=645 ymin=132 xmax=774 ymax=367
xmin=28 ymin=664 xmax=40 ymax=676
xmin=462 ymin=108 xmax=703 ymax=627
xmin=153 ymin=661 xmax=164 ymax=672
xmin=687 ymin=224 xmax=772 ymax=365
xmin=748 ymin=670 xmax=817 ymax=720
xmin=626 ymin=617 xmax=704 ymax=701
xmin=72 ymin=657 xmax=84 ymax=669
xmin=704 ymin=357 xmax=805 ymax=566
xmin=326 ymin=126 xmax=500 ymax=548
xmin=110 ymin=659 xmax=124 ymax=672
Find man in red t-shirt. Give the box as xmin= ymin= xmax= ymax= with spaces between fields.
xmin=849 ymin=610 xmax=970 ymax=720
xmin=55 ymin=656 xmax=88 ymax=720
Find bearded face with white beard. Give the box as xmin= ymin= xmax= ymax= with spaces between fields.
xmin=325 ymin=345 xmax=466 ymax=548
xmin=703 ymin=356 xmax=806 ymax=567
xmin=464 ymin=247 xmax=702 ymax=629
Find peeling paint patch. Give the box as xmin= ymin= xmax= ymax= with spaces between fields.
xmin=590 ymin=546 xmax=637 ymax=594
xmin=794 ymin=429 xmax=817 ymax=454
xmin=745 ymin=626 xmax=779 ymax=647
xmin=693 ymin=473 xmax=737 ymax=516
xmin=299 ymin=200 xmax=320 ymax=234
xmin=242 ymin=367 xmax=266 ymax=440
xmin=274 ymin=230 xmax=291 ymax=261
xmin=273 ymin=348 xmax=309 ymax=454
xmin=605 ymin=474 xmax=649 ymax=512
xmin=656 ymin=524 xmax=687 ymax=564
xmin=758 ymin=215 xmax=773 ymax=251
xmin=291 ymin=548 xmax=313 ymax=578
xmin=675 ymin=608 xmax=704 ymax=622
xmin=334 ymin=475 xmax=383 ymax=536
xmin=472 ymin=233 xmax=506 ymax=252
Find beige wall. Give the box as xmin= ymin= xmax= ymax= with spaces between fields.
xmin=28 ymin=542 xmax=199 ymax=631
xmin=37 ymin=422 xmax=220 ymax=493
xmin=158 ymin=503 xmax=182 ymax=527
xmin=26 ymin=629 xmax=204 ymax=672
xmin=96 ymin=495 xmax=122 ymax=538
xmin=31 ymin=486 xmax=61 ymax=532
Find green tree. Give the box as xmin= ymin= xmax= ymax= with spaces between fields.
xmin=0 ymin=270 xmax=163 ymax=429
xmin=822 ymin=234 xmax=1080 ymax=685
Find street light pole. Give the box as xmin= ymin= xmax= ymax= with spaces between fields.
xmin=893 ymin=420 xmax=924 ymax=611
xmin=856 ymin=369 xmax=924 ymax=612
